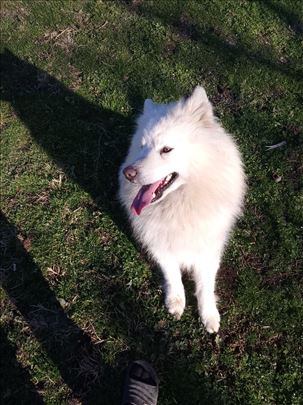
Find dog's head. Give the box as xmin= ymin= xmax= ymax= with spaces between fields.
xmin=121 ymin=86 xmax=217 ymax=215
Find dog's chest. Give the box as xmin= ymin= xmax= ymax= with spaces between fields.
xmin=131 ymin=196 xmax=211 ymax=251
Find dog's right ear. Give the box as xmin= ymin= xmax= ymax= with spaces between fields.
xmin=143 ymin=99 xmax=155 ymax=113
xmin=184 ymin=86 xmax=215 ymax=127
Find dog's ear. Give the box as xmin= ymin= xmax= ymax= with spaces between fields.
xmin=143 ymin=98 xmax=155 ymax=113
xmin=184 ymin=86 xmax=214 ymax=126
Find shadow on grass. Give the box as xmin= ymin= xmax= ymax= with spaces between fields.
xmin=121 ymin=0 xmax=302 ymax=81
xmin=0 ymin=49 xmax=131 ymax=228
xmin=0 ymin=327 xmax=44 ymax=404
xmin=257 ymin=0 xmax=303 ymax=35
xmin=0 ymin=48 xmax=133 ymax=402
xmin=0 ymin=212 xmax=105 ymax=403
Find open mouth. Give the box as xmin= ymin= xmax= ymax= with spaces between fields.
xmin=131 ymin=172 xmax=178 ymax=215
xmin=151 ymin=172 xmax=178 ymax=203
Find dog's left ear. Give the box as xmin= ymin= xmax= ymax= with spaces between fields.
xmin=185 ymin=86 xmax=214 ymax=126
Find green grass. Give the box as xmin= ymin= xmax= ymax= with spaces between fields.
xmin=1 ymin=0 xmax=302 ymax=404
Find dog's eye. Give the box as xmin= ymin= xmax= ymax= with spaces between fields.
xmin=160 ymin=146 xmax=173 ymax=154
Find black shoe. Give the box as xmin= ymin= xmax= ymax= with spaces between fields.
xmin=121 ymin=360 xmax=159 ymax=405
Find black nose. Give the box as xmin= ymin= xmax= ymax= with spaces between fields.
xmin=123 ymin=165 xmax=137 ymax=182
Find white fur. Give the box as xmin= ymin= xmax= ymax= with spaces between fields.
xmin=119 ymin=86 xmax=246 ymax=333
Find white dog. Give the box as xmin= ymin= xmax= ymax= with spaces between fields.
xmin=119 ymin=86 xmax=245 ymax=333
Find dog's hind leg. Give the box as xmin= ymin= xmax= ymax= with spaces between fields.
xmin=193 ymin=254 xmax=221 ymax=333
xmin=153 ymin=252 xmax=185 ymax=320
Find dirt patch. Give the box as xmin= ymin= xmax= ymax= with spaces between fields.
xmin=262 ymin=264 xmax=303 ymax=287
xmin=0 ymin=3 xmax=28 ymax=22
xmin=39 ymin=27 xmax=77 ymax=54
xmin=17 ymin=234 xmax=32 ymax=252
xmin=46 ymin=265 xmax=66 ymax=286
xmin=67 ymin=63 xmax=83 ymax=90
xmin=27 ymin=190 xmax=51 ymax=206
xmin=98 ymin=230 xmax=113 ymax=248
xmin=217 ymin=264 xmax=238 ymax=307
xmin=212 ymin=85 xmax=240 ymax=111
xmin=73 ymin=9 xmax=90 ymax=27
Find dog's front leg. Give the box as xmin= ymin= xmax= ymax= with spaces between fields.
xmin=193 ymin=254 xmax=221 ymax=333
xmin=153 ymin=253 xmax=185 ymax=320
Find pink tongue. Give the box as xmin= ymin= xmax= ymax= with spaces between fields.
xmin=131 ymin=179 xmax=163 ymax=215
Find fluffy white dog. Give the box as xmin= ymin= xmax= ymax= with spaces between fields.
xmin=119 ymin=86 xmax=245 ymax=333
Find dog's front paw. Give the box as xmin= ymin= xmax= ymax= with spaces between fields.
xmin=202 ymin=309 xmax=220 ymax=333
xmin=165 ymin=293 xmax=185 ymax=320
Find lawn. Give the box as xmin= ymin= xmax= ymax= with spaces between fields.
xmin=0 ymin=0 xmax=302 ymax=404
